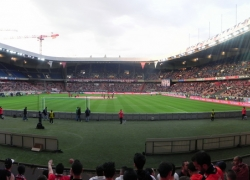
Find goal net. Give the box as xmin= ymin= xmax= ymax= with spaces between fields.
xmin=41 ymin=97 xmax=90 ymax=112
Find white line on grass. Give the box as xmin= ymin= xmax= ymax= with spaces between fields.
xmin=164 ymin=104 xmax=188 ymax=113
xmin=61 ymin=132 xmax=84 ymax=151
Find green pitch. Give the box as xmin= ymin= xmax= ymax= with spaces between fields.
xmin=0 ymin=93 xmax=242 ymax=113
xmin=0 ymin=93 xmax=247 ymax=170
xmin=0 ymin=117 xmax=249 ymax=170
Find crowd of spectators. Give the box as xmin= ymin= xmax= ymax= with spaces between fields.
xmin=1 ymin=79 xmax=250 ymax=99
xmin=0 ymin=81 xmax=65 ymax=92
xmin=1 ymin=151 xmax=248 ymax=180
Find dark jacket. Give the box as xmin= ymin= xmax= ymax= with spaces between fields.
xmin=85 ymin=109 xmax=91 ymax=116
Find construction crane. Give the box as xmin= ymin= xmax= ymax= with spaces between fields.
xmin=1 ymin=33 xmax=59 ymax=54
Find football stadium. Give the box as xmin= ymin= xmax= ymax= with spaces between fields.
xmin=1 ymin=2 xmax=250 ymax=180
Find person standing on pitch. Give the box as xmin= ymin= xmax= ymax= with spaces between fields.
xmin=118 ymin=109 xmax=124 ymax=124
xmin=77 ymin=107 xmax=81 ymax=122
xmin=85 ymin=107 xmax=91 ymax=122
xmin=23 ymin=107 xmax=28 ymax=121
xmin=0 ymin=106 xmax=4 ymax=119
xmin=38 ymin=111 xmax=42 ymax=123
xmin=49 ymin=110 xmax=55 ymax=124
xmin=242 ymin=107 xmax=247 ymax=120
xmin=42 ymin=107 xmax=48 ymax=120
xmin=211 ymin=109 xmax=215 ymax=121
xmin=76 ymin=107 xmax=79 ymax=121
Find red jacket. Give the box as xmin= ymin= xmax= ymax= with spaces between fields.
xmin=232 ymin=163 xmax=249 ymax=180
xmin=242 ymin=108 xmax=246 ymax=115
xmin=0 ymin=107 xmax=3 ymax=115
xmin=119 ymin=111 xmax=124 ymax=118
xmin=190 ymin=174 xmax=203 ymax=180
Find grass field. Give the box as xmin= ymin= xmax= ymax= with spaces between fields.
xmin=0 ymin=93 xmax=243 ymax=113
xmin=0 ymin=94 xmax=248 ymax=170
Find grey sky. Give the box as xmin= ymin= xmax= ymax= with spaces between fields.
xmin=0 ymin=0 xmax=249 ymax=59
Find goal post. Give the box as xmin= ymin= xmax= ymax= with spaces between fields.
xmin=41 ymin=97 xmax=90 ymax=112
xmin=85 ymin=96 xmax=90 ymax=110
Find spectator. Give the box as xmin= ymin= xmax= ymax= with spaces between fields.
xmin=157 ymin=162 xmax=172 ymax=180
xmin=133 ymin=153 xmax=152 ymax=180
xmin=215 ymin=161 xmax=227 ymax=180
xmin=178 ymin=161 xmax=190 ymax=178
xmin=102 ymin=162 xmax=116 ymax=180
xmin=15 ymin=165 xmax=26 ymax=180
xmin=70 ymin=160 xmax=83 ymax=180
xmin=187 ymin=162 xmax=203 ymax=180
xmin=48 ymin=159 xmax=70 ymax=180
xmin=0 ymin=158 xmax=15 ymax=180
xmin=232 ymin=156 xmax=249 ymax=180
xmin=115 ymin=166 xmax=127 ymax=180
xmin=123 ymin=168 xmax=138 ymax=180
xmin=90 ymin=165 xmax=105 ymax=180
xmin=191 ymin=151 xmax=222 ymax=180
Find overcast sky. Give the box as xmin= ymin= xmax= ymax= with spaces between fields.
xmin=0 ymin=0 xmax=249 ymax=59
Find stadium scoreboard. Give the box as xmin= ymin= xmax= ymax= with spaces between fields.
xmin=161 ymin=79 xmax=171 ymax=87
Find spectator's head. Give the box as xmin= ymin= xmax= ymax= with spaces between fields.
xmin=215 ymin=161 xmax=226 ymax=172
xmin=134 ymin=153 xmax=146 ymax=170
xmin=71 ymin=159 xmax=83 ymax=178
xmin=37 ymin=175 xmax=47 ymax=180
xmin=233 ymin=156 xmax=242 ymax=166
xmin=226 ymin=169 xmax=237 ymax=180
xmin=96 ymin=165 xmax=104 ymax=176
xmin=55 ymin=163 xmax=64 ymax=174
xmin=158 ymin=162 xmax=172 ymax=179
xmin=5 ymin=158 xmax=14 ymax=169
xmin=102 ymin=162 xmax=115 ymax=179
xmin=191 ymin=151 xmax=211 ymax=173
xmin=181 ymin=161 xmax=189 ymax=173
xmin=123 ymin=168 xmax=137 ymax=180
xmin=17 ymin=165 xmax=25 ymax=175
xmin=187 ymin=162 xmax=198 ymax=176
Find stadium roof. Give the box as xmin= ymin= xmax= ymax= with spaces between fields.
xmin=0 ymin=42 xmax=156 ymax=63
xmin=0 ymin=17 xmax=250 ymax=69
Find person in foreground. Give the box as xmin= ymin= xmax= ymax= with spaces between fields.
xmin=70 ymin=159 xmax=83 ymax=180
